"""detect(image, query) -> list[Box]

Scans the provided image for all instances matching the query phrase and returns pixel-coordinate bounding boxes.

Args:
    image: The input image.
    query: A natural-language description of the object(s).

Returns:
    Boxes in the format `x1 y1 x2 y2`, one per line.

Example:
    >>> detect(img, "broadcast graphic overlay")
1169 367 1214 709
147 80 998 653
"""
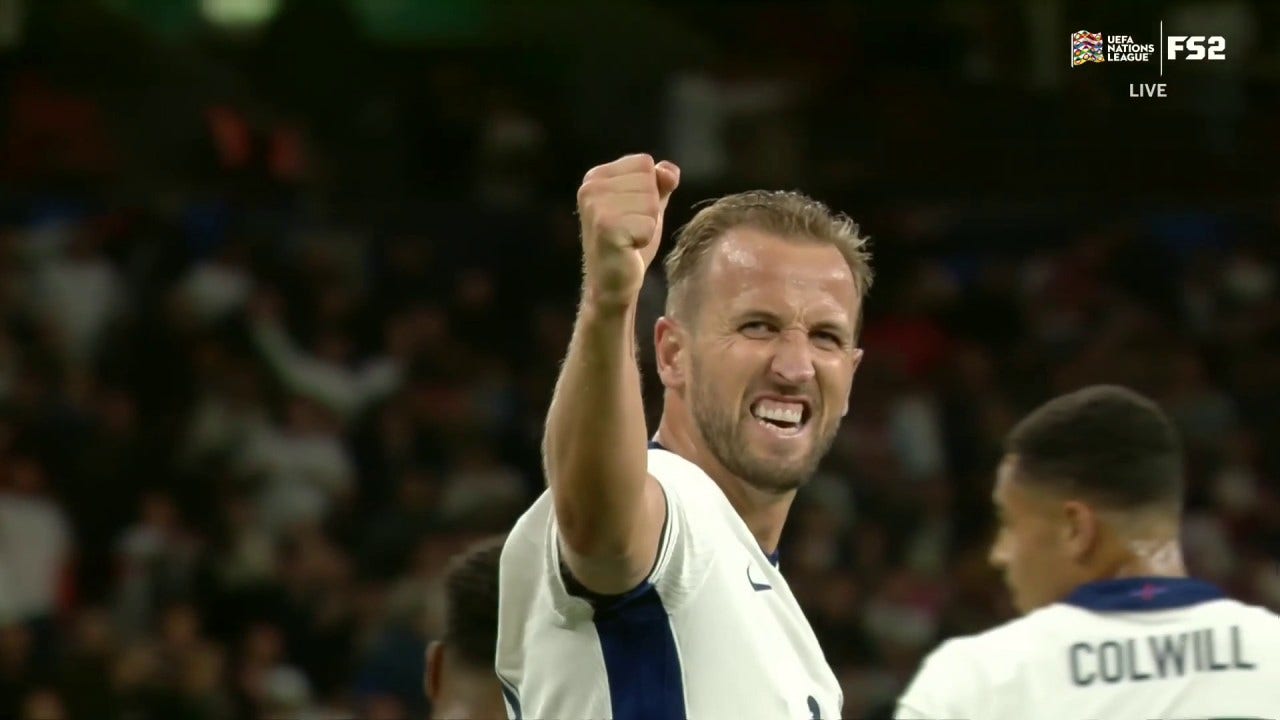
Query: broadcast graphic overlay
1069 21 1228 98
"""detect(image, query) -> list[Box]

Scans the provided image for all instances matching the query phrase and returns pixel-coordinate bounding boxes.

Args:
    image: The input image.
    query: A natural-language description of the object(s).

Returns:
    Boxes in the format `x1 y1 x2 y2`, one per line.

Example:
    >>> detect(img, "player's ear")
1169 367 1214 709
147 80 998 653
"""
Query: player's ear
842 349 865 416
426 640 445 703
1061 500 1098 561
654 315 686 389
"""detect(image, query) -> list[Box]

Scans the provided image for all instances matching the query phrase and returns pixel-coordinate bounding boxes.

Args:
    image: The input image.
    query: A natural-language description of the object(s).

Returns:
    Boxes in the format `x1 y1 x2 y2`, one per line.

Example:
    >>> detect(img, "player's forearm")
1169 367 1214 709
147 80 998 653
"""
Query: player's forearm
543 297 649 559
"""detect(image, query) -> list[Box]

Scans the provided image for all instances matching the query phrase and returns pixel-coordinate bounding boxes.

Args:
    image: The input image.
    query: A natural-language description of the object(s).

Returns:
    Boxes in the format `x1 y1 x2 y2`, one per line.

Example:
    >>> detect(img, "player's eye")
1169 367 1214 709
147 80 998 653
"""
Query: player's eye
811 331 844 349
740 321 776 338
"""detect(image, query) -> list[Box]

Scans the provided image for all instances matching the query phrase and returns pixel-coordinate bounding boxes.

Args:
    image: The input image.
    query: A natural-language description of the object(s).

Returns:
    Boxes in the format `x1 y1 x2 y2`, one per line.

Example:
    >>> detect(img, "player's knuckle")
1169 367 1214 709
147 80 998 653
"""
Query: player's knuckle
631 216 656 238
578 187 605 215
622 153 654 172
593 211 620 235
618 173 650 195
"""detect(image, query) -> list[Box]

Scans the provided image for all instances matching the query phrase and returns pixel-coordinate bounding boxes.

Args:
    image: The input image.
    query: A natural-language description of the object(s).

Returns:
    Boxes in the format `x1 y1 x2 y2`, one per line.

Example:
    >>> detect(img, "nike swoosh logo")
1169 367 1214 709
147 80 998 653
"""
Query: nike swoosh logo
747 563 772 591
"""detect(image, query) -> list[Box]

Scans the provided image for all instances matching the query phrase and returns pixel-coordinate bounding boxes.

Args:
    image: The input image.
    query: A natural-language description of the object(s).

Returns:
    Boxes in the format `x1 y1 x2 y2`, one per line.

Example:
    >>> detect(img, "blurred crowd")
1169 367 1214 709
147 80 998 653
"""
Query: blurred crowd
1 1 1279 719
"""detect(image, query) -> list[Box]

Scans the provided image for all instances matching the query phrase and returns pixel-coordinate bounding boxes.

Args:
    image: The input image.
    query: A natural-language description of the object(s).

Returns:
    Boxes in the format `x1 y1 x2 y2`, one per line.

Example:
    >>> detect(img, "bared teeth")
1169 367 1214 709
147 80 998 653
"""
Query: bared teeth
751 400 804 425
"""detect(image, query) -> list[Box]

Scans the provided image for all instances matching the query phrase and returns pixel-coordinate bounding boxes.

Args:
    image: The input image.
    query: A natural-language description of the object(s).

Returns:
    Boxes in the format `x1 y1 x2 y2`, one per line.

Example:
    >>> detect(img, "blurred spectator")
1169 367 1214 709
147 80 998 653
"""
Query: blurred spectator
249 293 402 424
435 439 525 530
176 240 254 327
19 687 67 720
0 624 37 719
113 494 201 637
237 397 354 537
0 455 72 646
57 607 116 720
27 225 124 370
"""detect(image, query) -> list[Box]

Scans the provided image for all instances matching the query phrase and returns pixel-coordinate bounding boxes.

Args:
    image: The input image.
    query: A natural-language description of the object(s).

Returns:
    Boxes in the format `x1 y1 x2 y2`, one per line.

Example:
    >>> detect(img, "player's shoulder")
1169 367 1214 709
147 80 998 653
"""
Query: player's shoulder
505 488 555 543
1200 595 1280 630
1229 599 1280 655
645 445 721 505
919 605 1073 678
646 445 704 481
501 488 561 583
897 613 1048 717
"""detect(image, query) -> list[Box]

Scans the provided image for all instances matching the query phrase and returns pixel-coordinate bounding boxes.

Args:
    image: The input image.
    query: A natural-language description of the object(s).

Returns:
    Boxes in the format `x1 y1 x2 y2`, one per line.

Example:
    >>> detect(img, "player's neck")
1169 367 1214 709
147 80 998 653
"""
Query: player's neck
1105 536 1188 581
653 415 793 555
716 473 794 555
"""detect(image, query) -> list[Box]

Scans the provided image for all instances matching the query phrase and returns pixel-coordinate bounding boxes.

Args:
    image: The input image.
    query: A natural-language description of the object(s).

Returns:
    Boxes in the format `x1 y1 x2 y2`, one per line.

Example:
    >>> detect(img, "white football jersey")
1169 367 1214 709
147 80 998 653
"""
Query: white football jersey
897 576 1280 719
496 443 842 720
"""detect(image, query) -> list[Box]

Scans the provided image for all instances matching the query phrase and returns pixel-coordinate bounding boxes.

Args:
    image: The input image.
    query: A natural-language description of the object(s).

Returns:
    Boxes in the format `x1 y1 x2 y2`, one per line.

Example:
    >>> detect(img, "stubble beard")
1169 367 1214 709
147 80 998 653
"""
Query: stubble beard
688 359 838 494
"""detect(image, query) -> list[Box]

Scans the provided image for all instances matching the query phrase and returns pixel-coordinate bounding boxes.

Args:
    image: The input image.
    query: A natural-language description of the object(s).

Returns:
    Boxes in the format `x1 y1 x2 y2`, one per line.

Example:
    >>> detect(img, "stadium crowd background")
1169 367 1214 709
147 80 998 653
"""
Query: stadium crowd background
0 1 1278 718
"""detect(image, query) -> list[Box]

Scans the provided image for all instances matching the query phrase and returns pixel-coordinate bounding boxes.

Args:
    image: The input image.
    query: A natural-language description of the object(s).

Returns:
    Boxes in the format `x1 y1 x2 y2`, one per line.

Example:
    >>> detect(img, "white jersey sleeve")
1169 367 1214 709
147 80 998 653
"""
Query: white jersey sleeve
496 445 843 720
515 447 718 631
635 447 719 607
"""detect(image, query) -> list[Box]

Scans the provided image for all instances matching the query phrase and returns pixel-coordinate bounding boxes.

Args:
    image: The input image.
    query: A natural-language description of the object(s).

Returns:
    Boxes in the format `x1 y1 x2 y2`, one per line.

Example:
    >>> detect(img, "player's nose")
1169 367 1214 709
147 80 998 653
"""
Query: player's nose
769 332 816 386
988 539 1008 569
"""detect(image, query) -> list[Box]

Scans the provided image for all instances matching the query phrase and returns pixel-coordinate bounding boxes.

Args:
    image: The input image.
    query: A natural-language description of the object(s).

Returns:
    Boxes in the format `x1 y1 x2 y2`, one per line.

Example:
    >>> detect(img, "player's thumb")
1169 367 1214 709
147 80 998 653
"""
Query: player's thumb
655 160 680 208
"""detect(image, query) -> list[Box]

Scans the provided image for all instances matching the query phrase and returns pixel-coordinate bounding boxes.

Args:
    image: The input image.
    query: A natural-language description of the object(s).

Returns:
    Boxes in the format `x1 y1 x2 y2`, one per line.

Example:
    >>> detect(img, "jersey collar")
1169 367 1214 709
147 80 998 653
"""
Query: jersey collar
1062 576 1225 612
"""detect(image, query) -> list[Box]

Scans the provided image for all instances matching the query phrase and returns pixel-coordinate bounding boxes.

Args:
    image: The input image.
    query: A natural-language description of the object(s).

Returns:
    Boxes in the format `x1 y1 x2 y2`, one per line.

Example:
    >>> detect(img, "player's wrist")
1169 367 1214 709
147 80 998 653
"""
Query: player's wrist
580 286 641 319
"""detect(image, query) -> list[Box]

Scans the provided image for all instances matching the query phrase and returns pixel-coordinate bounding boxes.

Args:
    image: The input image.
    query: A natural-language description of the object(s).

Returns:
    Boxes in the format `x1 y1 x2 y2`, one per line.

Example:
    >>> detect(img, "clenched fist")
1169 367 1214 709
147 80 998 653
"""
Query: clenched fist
577 154 680 309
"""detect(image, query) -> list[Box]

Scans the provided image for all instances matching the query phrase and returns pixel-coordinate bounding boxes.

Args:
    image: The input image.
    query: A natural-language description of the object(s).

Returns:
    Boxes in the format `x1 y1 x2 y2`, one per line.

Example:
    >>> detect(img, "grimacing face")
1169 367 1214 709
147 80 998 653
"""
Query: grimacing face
681 227 863 493
989 455 1088 614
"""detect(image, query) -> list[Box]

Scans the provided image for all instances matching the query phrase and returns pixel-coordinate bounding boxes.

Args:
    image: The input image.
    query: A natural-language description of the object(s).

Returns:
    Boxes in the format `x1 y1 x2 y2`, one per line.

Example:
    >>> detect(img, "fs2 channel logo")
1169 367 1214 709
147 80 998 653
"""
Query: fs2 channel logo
1070 22 1227 98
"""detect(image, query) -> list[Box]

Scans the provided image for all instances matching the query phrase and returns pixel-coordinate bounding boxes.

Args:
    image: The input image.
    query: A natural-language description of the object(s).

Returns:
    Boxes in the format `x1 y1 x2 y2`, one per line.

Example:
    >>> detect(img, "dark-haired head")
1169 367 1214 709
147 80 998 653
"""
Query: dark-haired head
1006 384 1184 512
426 536 507 719
989 386 1187 614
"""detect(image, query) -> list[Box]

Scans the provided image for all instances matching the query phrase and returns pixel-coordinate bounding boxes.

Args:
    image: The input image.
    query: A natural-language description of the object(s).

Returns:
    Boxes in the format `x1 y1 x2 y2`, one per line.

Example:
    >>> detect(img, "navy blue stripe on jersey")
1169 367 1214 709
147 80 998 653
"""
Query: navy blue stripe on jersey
595 583 686 720
648 439 667 451
497 675 522 719
1063 576 1225 612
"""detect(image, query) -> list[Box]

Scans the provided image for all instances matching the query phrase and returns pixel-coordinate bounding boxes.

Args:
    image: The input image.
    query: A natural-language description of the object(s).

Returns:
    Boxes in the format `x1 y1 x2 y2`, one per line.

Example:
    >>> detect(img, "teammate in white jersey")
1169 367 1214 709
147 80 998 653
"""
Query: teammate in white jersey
496 154 873 719
897 384 1280 719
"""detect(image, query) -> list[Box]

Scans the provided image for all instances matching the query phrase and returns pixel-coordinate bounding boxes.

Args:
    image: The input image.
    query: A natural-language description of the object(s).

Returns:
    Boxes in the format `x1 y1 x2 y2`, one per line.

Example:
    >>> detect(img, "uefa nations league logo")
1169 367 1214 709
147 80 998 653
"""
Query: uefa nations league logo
1072 30 1105 66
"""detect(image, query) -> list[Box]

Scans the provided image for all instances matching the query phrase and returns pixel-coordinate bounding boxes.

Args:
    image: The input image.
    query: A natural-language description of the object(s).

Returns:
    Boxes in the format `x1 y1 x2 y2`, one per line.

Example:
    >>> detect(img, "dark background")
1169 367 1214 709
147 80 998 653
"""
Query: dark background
0 1 1277 718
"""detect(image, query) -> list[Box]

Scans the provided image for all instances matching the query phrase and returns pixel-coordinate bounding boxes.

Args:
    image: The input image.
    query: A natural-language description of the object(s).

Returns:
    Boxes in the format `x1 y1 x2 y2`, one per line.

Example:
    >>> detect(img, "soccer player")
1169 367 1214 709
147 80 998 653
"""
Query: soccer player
426 536 507 720
896 385 1280 719
496 154 872 719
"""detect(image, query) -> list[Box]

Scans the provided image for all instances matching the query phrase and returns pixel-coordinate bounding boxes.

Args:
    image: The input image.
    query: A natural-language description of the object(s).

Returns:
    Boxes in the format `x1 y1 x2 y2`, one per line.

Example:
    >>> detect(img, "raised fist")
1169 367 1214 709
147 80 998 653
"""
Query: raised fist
576 154 680 309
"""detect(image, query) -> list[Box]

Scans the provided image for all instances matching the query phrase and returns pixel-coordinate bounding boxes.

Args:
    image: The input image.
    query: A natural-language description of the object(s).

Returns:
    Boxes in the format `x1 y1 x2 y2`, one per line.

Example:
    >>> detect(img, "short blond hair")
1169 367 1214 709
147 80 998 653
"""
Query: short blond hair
663 190 873 323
